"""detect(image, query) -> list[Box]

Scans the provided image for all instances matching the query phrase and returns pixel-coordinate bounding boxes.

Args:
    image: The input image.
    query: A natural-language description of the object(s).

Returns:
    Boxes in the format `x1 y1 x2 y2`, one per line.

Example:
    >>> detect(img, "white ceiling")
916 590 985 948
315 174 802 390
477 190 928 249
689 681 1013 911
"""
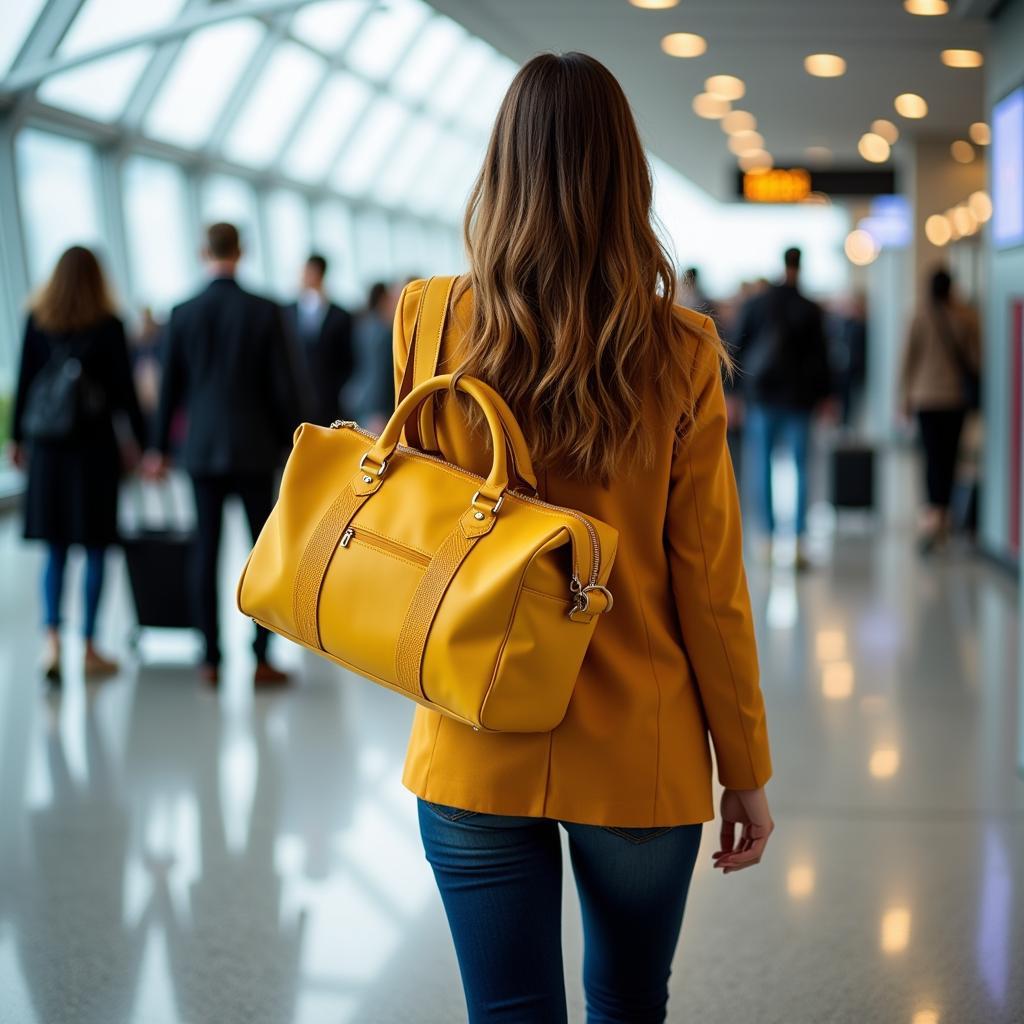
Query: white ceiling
426 0 989 198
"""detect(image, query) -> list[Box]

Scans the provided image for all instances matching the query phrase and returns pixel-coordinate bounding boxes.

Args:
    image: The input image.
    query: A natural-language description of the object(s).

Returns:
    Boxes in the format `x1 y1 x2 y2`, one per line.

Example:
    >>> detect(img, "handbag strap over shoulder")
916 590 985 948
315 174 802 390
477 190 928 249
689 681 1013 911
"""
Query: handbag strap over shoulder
397 276 458 450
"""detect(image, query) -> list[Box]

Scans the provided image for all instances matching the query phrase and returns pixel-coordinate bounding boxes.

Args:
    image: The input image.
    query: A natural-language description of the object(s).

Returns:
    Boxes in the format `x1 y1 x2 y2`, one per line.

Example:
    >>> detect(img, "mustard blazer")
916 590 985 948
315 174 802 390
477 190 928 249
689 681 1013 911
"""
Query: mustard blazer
396 279 772 826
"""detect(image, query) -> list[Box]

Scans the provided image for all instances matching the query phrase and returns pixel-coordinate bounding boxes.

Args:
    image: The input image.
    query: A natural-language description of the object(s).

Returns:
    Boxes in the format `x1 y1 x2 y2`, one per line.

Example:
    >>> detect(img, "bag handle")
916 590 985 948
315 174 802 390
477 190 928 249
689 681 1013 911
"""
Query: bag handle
367 373 537 506
398 276 539 494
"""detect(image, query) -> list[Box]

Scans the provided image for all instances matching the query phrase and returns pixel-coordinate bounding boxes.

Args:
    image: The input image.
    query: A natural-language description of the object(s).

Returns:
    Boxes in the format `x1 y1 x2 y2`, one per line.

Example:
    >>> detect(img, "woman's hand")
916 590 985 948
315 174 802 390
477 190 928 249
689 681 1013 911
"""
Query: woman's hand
713 786 774 874
9 443 26 470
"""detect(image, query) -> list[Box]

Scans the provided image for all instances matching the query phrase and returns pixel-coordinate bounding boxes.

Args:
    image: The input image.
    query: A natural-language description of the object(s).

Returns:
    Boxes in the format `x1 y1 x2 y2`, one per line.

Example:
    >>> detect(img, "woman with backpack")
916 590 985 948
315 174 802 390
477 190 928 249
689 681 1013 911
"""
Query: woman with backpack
899 268 982 553
10 245 146 683
393 53 774 1023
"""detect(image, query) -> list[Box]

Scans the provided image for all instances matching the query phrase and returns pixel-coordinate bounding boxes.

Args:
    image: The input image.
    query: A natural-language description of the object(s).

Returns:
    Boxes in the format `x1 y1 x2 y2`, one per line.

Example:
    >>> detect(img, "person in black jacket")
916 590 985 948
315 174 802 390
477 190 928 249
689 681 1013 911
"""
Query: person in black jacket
285 254 354 426
9 246 147 683
144 223 301 687
734 248 832 567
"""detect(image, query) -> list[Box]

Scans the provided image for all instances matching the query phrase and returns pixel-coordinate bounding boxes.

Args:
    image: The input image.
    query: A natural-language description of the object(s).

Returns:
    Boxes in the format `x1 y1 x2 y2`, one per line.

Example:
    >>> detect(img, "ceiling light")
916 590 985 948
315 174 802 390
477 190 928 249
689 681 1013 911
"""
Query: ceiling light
912 1011 940 1024
880 906 911 953
728 130 765 155
661 32 707 58
969 121 991 145
738 150 773 171
721 110 757 134
945 208 963 240
629 0 680 7
941 48 984 68
804 145 832 163
692 92 730 118
787 864 816 899
894 93 928 118
845 230 879 266
925 214 952 246
804 53 846 77
951 139 975 163
869 747 900 779
904 0 948 13
705 74 745 100
858 132 891 163
969 190 992 222
871 118 899 144
952 204 978 236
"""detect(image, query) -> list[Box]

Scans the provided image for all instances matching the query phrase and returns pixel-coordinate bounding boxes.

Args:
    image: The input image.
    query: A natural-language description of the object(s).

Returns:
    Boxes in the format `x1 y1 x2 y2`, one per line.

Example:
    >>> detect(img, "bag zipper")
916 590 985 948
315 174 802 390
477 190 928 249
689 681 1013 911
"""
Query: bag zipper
339 525 430 567
331 420 602 589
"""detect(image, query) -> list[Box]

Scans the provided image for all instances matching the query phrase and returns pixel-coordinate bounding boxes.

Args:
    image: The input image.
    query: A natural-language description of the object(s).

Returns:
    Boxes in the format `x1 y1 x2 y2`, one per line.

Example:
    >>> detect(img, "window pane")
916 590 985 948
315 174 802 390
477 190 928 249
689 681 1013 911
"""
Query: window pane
0 0 47 76
221 41 325 167
391 219 432 278
145 19 264 149
372 116 442 208
16 130 103 288
292 0 370 54
199 174 266 290
122 156 194 312
460 59 517 134
312 200 358 307
353 209 392 283
390 16 465 103
331 95 409 196
425 38 493 120
58 0 186 56
406 132 479 217
37 46 152 122
345 0 429 82
264 190 310 300
282 72 372 183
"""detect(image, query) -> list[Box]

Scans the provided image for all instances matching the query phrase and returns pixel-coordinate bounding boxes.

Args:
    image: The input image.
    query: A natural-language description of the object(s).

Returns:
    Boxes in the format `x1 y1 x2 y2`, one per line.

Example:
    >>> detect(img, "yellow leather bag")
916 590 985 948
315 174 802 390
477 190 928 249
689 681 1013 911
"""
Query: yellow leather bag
237 331 618 735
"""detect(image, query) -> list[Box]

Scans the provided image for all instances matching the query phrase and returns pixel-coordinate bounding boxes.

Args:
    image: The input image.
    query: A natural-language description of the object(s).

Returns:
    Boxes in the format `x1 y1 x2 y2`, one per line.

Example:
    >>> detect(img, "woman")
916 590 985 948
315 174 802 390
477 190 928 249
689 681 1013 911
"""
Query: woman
899 268 981 552
10 245 146 682
395 54 773 1023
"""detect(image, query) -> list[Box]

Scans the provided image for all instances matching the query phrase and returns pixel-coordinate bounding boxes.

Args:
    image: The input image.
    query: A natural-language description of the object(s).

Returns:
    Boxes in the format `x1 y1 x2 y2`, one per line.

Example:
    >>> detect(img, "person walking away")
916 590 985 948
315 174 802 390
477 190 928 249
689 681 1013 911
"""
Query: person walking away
899 268 981 553
396 53 773 1024
144 223 301 688
9 246 147 683
347 281 398 433
735 247 832 568
284 254 354 427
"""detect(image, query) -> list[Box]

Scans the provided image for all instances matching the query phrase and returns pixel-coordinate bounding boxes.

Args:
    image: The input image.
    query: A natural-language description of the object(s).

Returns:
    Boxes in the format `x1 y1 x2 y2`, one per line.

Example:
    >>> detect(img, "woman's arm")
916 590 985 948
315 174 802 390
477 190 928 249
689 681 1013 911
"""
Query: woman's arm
11 317 44 447
665 324 772 792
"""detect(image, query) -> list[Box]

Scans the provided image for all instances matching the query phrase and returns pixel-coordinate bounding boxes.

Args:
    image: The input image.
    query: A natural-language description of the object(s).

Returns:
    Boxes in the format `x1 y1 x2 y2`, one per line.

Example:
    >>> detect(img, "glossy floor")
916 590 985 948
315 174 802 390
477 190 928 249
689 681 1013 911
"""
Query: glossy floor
0 495 1021 1024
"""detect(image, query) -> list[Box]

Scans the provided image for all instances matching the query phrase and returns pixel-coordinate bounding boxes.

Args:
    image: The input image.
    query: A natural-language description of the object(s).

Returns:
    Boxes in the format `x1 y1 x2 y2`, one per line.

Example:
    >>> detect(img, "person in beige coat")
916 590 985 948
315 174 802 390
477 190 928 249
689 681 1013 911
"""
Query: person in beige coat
899 268 981 552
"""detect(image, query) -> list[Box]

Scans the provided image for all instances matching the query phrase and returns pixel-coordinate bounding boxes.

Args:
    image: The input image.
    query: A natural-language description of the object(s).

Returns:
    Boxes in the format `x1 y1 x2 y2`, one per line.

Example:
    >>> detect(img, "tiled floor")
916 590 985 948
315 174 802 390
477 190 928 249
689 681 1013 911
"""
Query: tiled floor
0 482 1021 1024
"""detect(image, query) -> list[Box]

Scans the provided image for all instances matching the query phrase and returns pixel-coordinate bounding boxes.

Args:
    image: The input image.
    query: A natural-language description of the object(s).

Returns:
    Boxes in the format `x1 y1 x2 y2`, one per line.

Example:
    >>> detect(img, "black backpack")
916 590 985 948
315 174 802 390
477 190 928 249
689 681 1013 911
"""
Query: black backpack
21 339 108 441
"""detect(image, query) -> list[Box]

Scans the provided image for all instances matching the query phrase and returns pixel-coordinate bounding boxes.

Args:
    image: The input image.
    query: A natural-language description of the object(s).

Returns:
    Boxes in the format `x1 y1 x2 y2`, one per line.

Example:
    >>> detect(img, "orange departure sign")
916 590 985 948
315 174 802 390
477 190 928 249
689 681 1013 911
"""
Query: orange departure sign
743 168 812 203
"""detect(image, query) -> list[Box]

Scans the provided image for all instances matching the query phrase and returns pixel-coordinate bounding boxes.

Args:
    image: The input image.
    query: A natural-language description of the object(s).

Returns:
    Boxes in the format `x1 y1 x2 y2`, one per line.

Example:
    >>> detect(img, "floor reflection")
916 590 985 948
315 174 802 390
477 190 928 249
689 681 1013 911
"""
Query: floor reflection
0 504 1021 1022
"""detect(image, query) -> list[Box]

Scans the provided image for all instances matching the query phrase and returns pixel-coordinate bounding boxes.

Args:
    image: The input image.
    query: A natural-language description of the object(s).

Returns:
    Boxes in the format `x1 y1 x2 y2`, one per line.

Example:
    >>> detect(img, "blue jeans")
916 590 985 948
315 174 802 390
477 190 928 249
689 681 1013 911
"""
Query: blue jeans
745 404 812 536
418 800 702 1024
43 544 106 638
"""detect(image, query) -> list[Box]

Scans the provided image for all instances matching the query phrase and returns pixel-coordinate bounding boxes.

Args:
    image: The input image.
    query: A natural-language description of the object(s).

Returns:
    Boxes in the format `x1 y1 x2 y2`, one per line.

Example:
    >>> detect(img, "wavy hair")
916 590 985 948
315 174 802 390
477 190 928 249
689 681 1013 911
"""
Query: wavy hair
32 245 115 334
454 52 726 484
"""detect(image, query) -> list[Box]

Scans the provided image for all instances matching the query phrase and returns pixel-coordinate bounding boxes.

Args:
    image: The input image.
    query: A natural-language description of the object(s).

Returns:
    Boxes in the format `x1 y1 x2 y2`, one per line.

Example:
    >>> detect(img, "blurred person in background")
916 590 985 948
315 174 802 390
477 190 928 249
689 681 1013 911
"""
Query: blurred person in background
285 253 353 426
144 223 301 688
735 247 832 568
9 245 147 683
677 266 718 323
346 280 399 432
899 268 981 553
130 305 163 437
828 292 867 429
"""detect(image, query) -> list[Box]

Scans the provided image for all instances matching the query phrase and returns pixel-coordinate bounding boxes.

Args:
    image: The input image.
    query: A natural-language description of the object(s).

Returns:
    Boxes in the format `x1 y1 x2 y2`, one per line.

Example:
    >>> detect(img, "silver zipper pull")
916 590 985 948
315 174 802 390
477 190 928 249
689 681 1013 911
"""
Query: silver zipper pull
330 419 357 430
340 528 354 548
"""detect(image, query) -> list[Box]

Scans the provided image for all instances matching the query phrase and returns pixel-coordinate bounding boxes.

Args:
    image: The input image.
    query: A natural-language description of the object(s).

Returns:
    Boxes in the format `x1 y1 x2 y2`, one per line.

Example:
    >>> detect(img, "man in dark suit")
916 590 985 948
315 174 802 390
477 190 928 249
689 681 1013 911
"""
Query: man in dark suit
145 223 302 687
285 254 353 426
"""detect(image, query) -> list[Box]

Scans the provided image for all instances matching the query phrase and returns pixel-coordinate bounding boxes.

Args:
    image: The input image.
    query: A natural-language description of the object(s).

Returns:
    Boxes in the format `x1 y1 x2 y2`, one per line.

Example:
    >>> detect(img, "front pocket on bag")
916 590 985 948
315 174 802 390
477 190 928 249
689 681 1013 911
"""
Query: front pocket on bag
318 528 428 683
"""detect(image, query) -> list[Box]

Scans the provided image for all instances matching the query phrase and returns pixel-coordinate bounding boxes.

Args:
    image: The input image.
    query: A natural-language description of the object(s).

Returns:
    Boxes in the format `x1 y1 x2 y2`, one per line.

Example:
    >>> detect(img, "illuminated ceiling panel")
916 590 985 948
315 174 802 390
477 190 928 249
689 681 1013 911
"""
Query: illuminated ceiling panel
345 0 430 82
0 0 47 76
37 47 152 122
58 0 187 56
331 94 411 196
291 0 372 54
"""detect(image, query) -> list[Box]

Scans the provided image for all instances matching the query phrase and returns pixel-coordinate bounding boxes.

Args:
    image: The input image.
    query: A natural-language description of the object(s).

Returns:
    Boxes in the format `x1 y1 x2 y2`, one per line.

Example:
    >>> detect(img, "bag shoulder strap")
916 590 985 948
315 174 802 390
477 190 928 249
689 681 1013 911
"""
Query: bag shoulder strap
397 275 458 449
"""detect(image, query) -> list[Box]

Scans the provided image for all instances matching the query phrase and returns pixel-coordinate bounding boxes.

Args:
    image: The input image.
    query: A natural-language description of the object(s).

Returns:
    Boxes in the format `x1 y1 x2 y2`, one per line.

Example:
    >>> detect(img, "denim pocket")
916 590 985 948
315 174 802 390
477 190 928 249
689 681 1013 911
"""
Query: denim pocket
422 800 479 822
600 826 674 844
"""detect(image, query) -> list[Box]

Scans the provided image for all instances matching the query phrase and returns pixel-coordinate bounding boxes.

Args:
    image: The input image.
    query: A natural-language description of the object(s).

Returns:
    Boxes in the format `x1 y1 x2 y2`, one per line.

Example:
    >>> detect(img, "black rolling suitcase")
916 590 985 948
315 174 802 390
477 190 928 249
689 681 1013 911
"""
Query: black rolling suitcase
830 442 875 510
121 482 194 631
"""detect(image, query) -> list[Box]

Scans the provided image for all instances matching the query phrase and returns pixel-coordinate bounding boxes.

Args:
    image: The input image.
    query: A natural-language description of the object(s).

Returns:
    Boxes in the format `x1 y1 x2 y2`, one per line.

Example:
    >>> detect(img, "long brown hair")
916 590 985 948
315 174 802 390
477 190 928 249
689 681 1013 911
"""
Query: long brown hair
31 245 115 334
455 52 726 484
